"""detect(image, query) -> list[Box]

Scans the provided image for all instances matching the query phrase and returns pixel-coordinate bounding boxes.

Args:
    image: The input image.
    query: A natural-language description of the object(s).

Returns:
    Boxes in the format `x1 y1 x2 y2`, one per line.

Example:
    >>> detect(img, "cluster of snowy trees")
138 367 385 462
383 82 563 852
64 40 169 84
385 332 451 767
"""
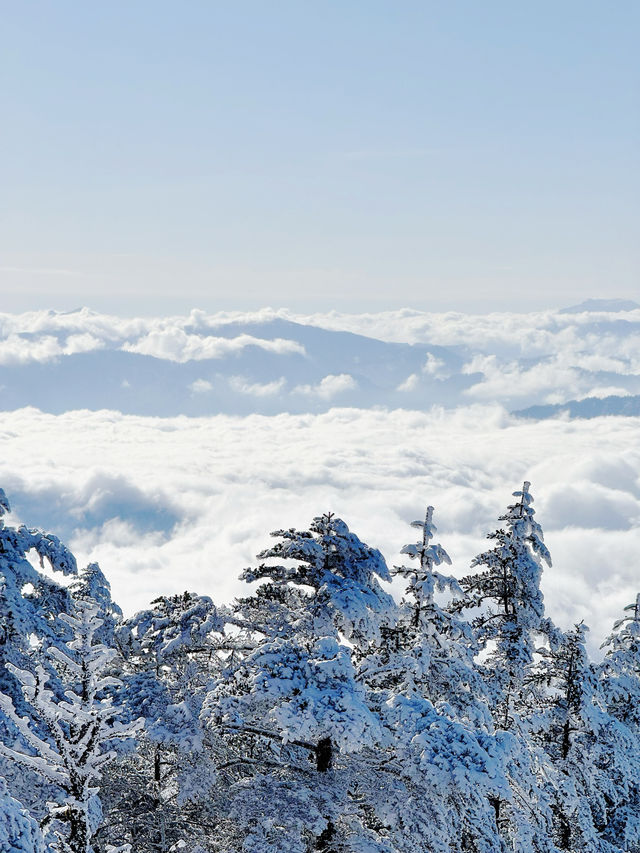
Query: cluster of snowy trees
0 482 638 853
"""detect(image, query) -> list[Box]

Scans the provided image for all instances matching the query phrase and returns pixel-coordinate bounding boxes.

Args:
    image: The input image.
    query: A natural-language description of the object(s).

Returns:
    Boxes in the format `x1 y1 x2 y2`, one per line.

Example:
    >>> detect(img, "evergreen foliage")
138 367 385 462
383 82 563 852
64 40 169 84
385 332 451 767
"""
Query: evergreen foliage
454 481 552 730
0 488 77 716
0 602 139 853
0 486 638 853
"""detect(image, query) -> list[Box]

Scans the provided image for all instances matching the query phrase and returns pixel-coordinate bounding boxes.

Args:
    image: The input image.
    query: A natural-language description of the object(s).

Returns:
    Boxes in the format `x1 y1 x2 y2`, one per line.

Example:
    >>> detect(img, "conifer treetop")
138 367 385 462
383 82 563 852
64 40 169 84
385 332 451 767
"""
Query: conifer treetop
0 488 11 521
240 512 393 647
395 505 457 606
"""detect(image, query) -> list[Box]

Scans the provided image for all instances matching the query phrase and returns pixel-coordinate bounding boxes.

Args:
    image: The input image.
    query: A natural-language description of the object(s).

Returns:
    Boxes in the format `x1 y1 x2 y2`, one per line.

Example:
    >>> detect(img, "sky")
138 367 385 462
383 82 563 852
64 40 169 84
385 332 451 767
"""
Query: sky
2 1 638 314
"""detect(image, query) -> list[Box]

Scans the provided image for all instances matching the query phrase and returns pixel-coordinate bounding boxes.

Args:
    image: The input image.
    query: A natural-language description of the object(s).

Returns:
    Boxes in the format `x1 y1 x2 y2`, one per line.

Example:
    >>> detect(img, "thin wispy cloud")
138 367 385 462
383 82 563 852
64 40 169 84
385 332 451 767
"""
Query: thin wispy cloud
294 374 357 399
228 376 286 396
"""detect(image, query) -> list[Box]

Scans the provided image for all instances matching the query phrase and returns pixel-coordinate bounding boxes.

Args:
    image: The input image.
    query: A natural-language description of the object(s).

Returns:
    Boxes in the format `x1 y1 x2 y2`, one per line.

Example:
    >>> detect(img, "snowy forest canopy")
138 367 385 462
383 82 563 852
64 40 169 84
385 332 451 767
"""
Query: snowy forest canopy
0 482 638 853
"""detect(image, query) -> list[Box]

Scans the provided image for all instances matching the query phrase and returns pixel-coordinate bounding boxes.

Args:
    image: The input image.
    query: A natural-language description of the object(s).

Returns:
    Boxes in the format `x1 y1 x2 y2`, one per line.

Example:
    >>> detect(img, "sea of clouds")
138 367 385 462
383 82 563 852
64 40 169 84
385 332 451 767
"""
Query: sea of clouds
1 304 639 656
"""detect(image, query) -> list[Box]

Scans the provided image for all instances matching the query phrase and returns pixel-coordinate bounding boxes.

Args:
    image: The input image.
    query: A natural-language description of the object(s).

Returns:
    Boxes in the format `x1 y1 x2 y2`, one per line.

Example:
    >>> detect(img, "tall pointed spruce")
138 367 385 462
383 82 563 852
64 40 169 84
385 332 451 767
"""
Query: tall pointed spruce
453 483 559 852
456 481 552 729
357 506 510 853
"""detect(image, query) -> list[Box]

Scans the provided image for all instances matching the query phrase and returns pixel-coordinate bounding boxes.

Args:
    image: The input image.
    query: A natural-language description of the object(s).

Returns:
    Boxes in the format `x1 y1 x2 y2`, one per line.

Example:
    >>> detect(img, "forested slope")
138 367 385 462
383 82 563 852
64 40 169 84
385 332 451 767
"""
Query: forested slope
0 483 638 853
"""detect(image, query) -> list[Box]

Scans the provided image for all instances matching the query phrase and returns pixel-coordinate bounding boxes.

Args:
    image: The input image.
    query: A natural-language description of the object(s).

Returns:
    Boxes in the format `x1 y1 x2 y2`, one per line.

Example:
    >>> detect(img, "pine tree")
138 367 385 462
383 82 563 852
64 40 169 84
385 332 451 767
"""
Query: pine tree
531 622 638 852
105 591 226 852
0 603 139 853
452 483 559 851
241 512 394 649
597 596 640 851
454 482 552 729
387 506 491 726
0 777 50 853
206 513 396 852
357 507 514 853
69 563 123 647
0 486 81 819
0 487 77 718
600 593 640 732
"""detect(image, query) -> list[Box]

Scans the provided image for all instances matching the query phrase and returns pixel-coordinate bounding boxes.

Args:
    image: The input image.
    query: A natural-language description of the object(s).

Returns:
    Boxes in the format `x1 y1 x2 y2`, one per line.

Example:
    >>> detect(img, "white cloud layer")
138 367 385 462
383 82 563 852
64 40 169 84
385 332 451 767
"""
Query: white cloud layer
189 379 213 394
124 330 305 362
1 304 638 658
1 305 639 410
1 405 638 657
294 374 358 399
0 309 306 365
228 376 287 396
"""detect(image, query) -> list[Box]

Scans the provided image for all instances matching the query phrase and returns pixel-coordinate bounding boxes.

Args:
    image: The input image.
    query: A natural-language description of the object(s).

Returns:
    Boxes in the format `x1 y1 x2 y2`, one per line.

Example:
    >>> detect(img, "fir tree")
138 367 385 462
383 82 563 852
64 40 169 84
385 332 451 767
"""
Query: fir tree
598 596 640 852
0 603 139 853
358 507 515 853
0 777 50 853
452 483 559 851
600 593 640 732
106 592 226 852
387 506 491 726
206 513 395 852
69 563 123 647
0 487 77 718
454 481 552 729
0 486 81 820
531 622 639 852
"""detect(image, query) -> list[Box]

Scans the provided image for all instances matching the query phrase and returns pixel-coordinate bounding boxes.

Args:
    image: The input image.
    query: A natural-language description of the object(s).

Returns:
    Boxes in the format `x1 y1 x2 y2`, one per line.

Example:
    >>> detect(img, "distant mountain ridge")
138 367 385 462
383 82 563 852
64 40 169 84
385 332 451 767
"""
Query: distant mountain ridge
514 395 640 421
559 298 640 314
0 318 474 416
1 306 640 417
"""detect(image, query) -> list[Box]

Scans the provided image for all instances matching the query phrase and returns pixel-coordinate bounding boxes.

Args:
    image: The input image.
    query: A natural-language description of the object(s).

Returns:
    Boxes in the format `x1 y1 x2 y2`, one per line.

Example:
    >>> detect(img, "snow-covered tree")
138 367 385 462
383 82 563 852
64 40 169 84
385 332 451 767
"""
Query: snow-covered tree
383 506 491 727
105 591 226 852
69 563 122 647
597 597 640 852
205 513 396 852
0 603 138 853
0 487 77 719
530 621 639 852
451 484 561 851
0 486 81 819
358 507 514 853
240 512 395 648
454 482 552 729
600 593 640 732
0 777 50 853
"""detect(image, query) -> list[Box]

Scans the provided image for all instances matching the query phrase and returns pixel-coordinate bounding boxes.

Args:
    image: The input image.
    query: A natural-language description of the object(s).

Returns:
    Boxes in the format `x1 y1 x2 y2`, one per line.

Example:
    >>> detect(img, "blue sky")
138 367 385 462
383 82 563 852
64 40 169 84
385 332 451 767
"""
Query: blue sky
1 1 638 313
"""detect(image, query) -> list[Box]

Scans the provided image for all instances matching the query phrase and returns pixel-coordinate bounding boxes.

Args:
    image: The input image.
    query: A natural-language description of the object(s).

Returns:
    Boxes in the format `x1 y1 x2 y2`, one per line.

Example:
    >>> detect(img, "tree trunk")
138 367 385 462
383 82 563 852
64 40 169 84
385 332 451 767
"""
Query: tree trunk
558 811 570 850
315 737 335 851
489 795 500 827
67 804 90 853
316 736 333 773
561 719 571 760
